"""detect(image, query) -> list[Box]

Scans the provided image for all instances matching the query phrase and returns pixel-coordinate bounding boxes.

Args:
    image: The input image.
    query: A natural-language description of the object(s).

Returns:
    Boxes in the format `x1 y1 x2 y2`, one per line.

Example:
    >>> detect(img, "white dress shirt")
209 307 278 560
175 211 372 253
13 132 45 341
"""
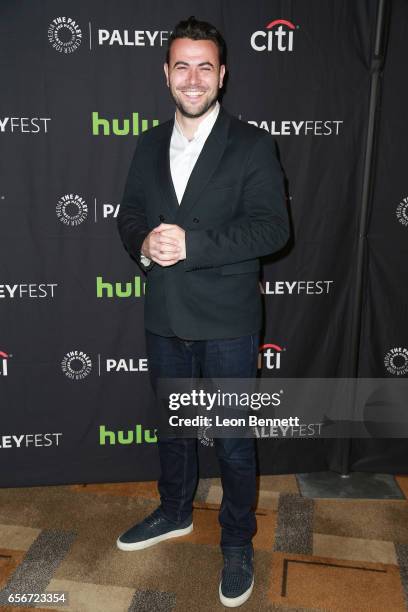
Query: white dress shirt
170 100 220 203
141 101 220 265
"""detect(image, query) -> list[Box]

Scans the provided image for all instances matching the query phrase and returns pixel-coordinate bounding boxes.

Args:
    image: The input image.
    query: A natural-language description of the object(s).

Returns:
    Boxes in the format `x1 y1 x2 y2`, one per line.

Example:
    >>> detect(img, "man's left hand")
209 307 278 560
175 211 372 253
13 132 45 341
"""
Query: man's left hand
153 223 186 261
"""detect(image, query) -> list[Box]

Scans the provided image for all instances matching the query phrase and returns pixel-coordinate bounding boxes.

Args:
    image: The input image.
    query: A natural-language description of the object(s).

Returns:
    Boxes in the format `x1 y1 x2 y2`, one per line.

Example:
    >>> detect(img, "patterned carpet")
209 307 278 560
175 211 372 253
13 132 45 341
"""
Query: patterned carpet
1 475 408 611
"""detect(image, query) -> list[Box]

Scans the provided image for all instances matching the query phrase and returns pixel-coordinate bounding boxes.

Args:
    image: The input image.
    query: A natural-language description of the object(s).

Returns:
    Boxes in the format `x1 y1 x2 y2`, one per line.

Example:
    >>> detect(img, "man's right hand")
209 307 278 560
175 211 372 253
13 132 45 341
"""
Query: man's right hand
141 226 181 267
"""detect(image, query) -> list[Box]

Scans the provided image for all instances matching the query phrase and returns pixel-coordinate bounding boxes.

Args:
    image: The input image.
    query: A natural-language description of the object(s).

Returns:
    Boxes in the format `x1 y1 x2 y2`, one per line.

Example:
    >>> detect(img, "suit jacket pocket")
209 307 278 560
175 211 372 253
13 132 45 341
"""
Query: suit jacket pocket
220 259 260 275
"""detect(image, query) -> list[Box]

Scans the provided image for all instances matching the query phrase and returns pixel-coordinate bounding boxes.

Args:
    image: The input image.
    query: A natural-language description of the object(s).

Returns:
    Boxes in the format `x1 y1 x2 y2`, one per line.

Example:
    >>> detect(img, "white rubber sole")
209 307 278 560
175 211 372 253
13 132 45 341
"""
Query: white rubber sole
219 577 254 608
116 522 193 551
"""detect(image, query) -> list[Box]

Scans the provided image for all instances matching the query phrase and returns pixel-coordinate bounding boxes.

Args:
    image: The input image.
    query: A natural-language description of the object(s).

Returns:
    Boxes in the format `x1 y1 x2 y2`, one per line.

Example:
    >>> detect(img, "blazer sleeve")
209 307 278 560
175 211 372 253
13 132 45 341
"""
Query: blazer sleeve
117 133 154 272
184 133 289 270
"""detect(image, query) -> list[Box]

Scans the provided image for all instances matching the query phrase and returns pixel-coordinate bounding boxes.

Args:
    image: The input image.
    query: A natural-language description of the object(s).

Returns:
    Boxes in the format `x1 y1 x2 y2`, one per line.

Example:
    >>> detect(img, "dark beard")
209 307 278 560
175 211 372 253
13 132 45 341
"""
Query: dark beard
171 90 218 119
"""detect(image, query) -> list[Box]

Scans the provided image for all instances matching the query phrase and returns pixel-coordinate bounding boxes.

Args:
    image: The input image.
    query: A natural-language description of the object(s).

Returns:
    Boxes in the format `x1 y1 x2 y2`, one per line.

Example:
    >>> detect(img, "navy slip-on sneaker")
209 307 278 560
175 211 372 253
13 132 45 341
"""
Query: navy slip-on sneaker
116 507 193 551
219 543 254 607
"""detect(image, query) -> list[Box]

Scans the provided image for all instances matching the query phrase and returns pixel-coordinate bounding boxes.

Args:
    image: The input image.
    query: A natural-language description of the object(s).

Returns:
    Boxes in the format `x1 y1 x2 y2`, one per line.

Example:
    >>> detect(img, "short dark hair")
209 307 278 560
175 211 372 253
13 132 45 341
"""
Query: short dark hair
166 16 226 66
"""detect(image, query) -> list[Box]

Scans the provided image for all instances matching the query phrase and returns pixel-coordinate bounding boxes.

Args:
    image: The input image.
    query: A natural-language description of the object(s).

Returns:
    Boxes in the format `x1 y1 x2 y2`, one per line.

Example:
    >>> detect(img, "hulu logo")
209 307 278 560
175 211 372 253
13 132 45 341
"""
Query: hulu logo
96 276 146 298
99 424 157 445
92 112 159 136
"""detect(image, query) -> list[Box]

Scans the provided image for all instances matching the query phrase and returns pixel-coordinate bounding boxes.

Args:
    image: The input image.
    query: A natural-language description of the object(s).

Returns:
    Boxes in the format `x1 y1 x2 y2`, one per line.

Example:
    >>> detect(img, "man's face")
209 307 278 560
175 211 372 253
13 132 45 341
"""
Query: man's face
164 38 225 119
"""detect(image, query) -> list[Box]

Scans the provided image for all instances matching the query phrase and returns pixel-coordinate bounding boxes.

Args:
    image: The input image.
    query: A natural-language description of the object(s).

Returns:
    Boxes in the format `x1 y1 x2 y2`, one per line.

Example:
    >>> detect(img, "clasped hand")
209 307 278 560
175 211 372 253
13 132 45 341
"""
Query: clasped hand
141 223 186 267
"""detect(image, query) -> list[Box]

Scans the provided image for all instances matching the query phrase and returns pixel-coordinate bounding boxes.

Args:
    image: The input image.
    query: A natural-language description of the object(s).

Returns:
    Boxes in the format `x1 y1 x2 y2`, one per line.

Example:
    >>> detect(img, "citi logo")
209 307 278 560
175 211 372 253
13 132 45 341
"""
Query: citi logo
99 424 157 445
251 19 296 52
258 343 284 370
92 112 159 136
0 351 10 376
96 276 145 298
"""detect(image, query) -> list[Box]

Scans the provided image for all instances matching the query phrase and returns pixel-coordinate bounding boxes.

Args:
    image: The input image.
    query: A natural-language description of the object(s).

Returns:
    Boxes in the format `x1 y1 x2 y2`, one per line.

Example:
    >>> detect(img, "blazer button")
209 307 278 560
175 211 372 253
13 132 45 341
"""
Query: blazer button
193 217 200 223
159 214 165 221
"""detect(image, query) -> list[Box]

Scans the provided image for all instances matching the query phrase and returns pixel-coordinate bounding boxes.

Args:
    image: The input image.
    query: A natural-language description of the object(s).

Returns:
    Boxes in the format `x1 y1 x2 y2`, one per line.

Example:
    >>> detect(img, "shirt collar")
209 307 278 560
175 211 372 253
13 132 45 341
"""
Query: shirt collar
173 101 220 142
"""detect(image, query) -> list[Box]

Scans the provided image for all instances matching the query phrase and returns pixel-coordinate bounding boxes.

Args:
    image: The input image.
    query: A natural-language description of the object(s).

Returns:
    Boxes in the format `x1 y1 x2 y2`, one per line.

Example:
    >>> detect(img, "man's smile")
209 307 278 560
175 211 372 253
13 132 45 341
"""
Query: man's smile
180 90 206 100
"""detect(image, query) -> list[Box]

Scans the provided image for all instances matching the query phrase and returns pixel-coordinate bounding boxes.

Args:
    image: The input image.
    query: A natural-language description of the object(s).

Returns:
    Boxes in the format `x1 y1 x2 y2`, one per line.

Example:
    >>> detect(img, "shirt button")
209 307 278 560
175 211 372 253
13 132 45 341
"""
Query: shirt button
159 214 165 221
193 217 200 223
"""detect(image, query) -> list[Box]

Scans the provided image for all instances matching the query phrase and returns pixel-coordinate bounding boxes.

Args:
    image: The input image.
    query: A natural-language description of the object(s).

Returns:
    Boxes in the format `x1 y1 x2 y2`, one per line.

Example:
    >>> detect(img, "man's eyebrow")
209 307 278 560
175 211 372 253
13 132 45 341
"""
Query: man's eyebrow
173 61 215 67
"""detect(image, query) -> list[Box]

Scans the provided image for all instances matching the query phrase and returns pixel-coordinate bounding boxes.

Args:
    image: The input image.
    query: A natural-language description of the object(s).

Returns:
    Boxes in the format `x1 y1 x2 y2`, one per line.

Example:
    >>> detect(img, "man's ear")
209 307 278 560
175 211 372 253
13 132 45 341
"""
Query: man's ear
219 64 226 89
163 62 169 87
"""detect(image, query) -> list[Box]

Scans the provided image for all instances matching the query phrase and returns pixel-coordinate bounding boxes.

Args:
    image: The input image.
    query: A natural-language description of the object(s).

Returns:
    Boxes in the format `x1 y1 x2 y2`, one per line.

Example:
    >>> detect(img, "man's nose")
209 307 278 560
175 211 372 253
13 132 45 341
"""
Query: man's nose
186 68 200 85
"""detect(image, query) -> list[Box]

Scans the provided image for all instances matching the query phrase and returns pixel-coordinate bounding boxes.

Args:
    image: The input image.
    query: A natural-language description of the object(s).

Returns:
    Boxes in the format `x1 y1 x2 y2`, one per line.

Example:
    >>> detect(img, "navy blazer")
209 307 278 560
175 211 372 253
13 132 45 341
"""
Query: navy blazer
117 105 289 340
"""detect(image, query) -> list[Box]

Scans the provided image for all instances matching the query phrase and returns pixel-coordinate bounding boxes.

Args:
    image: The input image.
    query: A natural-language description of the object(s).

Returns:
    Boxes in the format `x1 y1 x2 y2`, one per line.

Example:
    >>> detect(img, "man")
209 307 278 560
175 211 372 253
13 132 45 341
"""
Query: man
116 16 289 608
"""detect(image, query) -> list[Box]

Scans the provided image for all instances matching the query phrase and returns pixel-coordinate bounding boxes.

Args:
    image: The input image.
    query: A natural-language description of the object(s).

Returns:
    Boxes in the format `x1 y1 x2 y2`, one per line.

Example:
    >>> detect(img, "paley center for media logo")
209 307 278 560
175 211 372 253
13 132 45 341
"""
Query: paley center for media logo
48 17 82 53
55 193 123 226
48 17 169 53
384 347 408 376
396 196 408 227
61 350 92 380
251 18 298 52
0 351 11 376
56 194 88 226
198 424 215 448
61 350 148 379
258 343 285 370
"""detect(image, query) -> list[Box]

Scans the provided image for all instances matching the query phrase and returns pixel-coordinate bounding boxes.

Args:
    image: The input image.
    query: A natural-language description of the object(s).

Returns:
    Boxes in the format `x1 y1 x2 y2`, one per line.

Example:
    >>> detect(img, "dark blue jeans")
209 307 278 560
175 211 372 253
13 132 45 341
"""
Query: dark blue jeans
145 330 259 548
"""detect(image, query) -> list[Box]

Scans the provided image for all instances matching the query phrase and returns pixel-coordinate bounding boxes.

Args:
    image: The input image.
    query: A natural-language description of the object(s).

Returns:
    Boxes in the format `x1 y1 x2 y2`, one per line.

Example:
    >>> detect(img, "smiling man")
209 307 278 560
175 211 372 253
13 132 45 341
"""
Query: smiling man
117 16 289 608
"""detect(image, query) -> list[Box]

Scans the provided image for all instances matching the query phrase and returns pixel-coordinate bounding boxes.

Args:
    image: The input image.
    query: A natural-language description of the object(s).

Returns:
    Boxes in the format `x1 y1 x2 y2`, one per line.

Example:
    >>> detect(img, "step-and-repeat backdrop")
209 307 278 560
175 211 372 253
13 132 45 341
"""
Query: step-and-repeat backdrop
1 0 407 486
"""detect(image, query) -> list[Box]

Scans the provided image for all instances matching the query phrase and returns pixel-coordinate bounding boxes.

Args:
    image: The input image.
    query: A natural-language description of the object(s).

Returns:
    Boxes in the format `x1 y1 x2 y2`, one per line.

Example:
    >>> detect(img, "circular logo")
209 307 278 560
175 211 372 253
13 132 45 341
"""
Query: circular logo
56 194 88 226
48 17 82 54
384 347 408 376
62 350 92 380
197 425 214 447
396 196 408 227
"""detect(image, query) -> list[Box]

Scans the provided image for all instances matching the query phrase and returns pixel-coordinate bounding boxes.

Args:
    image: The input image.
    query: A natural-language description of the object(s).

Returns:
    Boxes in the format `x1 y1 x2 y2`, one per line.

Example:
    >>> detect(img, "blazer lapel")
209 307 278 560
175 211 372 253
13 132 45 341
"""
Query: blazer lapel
156 106 231 222
157 119 179 216
175 106 231 224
